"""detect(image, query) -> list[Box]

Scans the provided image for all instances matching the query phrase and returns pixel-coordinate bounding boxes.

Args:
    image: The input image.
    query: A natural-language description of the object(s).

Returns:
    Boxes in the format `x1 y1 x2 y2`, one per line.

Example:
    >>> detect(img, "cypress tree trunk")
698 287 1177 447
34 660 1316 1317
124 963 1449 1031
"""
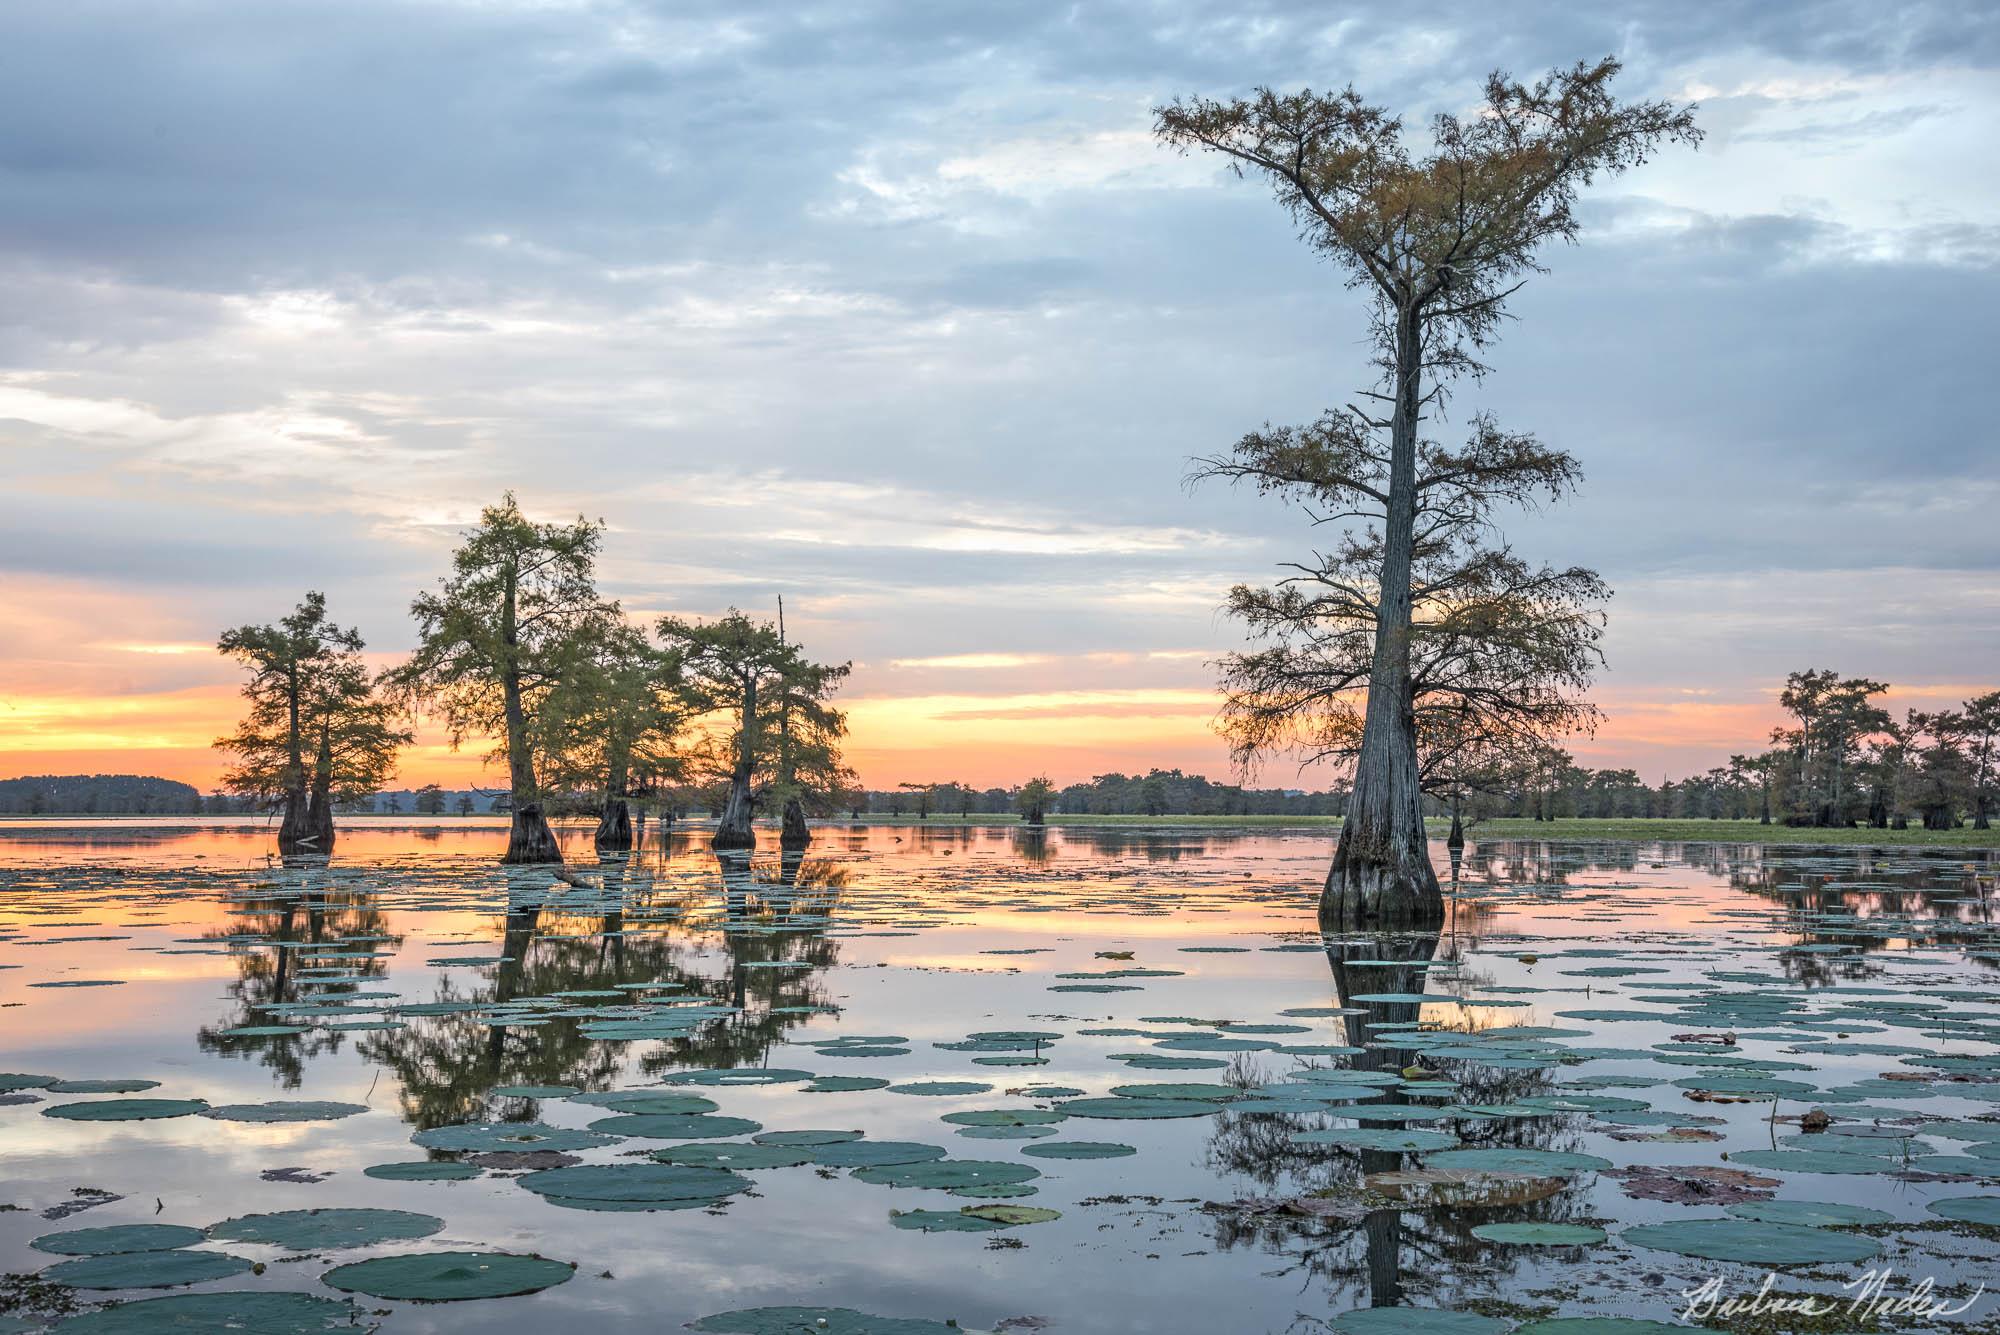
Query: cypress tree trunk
301 727 335 855
595 799 632 850
497 566 562 866
712 675 758 851
1325 308 1442 930
276 659 309 853
1025 803 1044 827
277 785 310 854
1977 796 1991 831
1446 800 1465 853
504 802 562 863
596 754 633 850
780 795 811 849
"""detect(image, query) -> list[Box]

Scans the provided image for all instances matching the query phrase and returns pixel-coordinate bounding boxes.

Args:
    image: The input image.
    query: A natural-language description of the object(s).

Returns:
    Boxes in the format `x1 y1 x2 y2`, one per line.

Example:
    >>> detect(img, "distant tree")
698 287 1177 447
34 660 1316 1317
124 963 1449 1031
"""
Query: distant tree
1949 692 2000 830
456 794 476 817
1139 775 1169 816
899 782 936 820
215 592 407 854
1773 670 1890 827
1159 57 1695 926
538 620 684 850
384 795 404 815
658 609 854 852
414 784 447 816
386 494 612 865
1016 776 1055 826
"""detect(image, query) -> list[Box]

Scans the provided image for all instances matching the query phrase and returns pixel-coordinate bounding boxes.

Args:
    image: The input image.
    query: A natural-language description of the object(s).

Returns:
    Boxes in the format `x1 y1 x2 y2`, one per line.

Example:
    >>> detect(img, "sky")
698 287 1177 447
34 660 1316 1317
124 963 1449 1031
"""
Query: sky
1 0 1996 796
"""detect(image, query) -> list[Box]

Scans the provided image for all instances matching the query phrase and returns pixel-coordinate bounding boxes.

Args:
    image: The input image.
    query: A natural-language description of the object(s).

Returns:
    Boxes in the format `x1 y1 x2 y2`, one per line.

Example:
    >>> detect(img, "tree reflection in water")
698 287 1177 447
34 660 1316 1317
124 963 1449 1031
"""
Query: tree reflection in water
337 848 848 1130
1203 913 1598 1311
195 856 402 1089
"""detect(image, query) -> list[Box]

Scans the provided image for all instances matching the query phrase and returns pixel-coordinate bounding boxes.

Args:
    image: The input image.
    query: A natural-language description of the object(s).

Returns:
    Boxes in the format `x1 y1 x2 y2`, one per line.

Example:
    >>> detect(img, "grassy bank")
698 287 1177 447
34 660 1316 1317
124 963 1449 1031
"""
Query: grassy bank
834 812 2000 850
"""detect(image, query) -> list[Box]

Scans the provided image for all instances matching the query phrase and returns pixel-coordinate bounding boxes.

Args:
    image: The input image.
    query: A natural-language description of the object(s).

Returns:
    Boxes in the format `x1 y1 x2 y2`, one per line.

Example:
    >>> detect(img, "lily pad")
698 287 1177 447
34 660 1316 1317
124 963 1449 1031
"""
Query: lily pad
1331 1308 1510 1335
1725 1200 1894 1227
1021 1141 1136 1159
50 1293 359 1333
1470 1222 1607 1246
653 1143 814 1170
1055 1097 1221 1120
41 1248 254 1289
1928 1196 2000 1226
206 1208 444 1250
201 1101 368 1123
321 1250 575 1301
43 1099 209 1122
31 1225 206 1256
364 1161 481 1181
1622 1219 1880 1264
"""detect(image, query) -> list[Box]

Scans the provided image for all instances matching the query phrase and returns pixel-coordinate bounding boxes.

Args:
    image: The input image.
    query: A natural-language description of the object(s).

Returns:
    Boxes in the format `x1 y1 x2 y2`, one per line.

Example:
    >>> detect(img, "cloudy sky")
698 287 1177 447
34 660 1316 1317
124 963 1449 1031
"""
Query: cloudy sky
2 0 1995 795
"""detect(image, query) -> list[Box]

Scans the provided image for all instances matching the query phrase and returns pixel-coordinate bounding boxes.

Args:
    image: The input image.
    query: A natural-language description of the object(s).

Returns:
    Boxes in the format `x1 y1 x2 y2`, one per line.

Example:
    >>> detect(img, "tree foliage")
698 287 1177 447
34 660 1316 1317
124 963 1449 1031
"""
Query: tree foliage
1159 57 1698 923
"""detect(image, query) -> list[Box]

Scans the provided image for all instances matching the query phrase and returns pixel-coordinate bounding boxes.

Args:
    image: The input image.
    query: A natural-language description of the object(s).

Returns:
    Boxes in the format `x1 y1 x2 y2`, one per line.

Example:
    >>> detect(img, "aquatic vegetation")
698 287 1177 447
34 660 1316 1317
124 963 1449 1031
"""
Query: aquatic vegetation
5 828 2000 1330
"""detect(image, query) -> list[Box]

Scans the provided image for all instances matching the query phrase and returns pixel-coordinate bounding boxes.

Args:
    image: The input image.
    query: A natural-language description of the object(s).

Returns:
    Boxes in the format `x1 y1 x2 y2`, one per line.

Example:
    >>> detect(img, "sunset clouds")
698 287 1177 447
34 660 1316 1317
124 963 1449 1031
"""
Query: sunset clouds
2 1 1994 792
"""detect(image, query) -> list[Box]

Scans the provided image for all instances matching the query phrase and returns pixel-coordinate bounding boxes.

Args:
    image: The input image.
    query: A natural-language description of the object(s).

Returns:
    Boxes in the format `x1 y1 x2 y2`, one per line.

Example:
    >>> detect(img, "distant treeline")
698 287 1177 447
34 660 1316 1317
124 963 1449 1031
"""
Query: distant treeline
0 774 202 815
856 770 1338 818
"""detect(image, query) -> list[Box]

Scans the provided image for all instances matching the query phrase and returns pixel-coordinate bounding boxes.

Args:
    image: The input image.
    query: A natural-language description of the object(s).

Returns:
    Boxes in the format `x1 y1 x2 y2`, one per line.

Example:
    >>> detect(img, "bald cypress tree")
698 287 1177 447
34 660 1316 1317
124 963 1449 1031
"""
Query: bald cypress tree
1158 58 1698 926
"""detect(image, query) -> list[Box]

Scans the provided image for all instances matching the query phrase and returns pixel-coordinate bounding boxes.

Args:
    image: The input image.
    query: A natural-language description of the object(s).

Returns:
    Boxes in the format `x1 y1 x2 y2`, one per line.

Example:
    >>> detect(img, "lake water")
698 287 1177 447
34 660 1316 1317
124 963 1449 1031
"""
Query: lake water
3 820 1998 1333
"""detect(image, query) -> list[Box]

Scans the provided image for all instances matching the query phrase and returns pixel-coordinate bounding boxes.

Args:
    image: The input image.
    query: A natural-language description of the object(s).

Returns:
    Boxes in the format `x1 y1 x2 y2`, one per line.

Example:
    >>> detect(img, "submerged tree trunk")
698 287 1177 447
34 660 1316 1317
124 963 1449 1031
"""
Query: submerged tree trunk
1325 309 1442 930
497 567 562 866
301 726 335 855
1446 800 1465 853
713 675 759 850
595 798 632 850
596 754 633 850
276 785 311 854
780 795 811 849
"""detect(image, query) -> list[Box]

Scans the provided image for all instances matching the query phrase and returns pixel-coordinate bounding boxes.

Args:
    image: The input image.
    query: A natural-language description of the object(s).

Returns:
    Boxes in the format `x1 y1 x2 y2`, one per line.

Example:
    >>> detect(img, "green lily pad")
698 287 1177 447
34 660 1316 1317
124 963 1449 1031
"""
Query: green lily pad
1296 1128 1460 1152
322 1250 575 1300
46 1080 160 1094
851 1160 1040 1190
1022 1141 1136 1160
1928 1196 2000 1225
887 1082 992 1097
804 1076 892 1093
1514 1321 1687 1335
43 1099 209 1122
1470 1222 1607 1246
653 1143 814 1170
812 1141 948 1168
515 1162 752 1206
1622 1219 1880 1264
201 1101 368 1123
42 1248 254 1289
50 1292 359 1333
1331 1308 1510 1335
959 1204 1060 1225
1725 1200 1895 1227
753 1129 864 1147
364 1161 481 1181
206 1208 444 1250
568 1091 719 1114
1055 1097 1221 1120
888 1209 1010 1232
413 1121 617 1153
1424 1148 1611 1176
31 1225 206 1256
585 1113 762 1139
491 1084 579 1098
662 1067 814 1087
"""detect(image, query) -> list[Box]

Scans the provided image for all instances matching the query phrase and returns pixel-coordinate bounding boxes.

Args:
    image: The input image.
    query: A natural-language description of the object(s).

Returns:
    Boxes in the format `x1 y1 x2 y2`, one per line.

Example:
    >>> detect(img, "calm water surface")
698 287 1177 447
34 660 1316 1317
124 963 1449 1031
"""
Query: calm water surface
3 820 1998 1332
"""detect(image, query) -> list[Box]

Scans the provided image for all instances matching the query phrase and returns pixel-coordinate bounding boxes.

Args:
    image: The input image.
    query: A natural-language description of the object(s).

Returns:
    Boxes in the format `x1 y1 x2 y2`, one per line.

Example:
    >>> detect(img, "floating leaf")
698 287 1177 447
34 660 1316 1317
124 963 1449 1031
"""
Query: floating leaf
322 1250 575 1301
